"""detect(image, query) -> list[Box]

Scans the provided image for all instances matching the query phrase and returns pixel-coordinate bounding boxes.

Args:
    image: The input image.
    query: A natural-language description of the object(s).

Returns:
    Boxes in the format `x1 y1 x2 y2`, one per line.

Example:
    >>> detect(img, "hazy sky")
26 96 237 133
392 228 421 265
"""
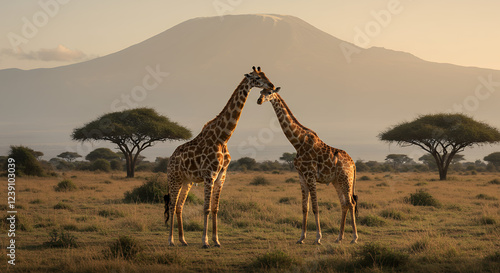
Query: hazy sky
1 0 500 71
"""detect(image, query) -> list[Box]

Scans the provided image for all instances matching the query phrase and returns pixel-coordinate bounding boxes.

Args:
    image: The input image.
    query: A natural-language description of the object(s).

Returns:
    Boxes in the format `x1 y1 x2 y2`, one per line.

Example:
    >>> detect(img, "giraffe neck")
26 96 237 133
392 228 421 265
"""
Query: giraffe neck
270 94 317 151
202 78 251 144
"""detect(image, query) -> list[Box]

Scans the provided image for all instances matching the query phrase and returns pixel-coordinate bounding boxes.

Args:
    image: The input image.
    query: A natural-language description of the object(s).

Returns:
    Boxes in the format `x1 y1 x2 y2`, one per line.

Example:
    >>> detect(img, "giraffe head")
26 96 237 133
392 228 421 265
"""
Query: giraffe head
244 66 275 90
257 86 281 105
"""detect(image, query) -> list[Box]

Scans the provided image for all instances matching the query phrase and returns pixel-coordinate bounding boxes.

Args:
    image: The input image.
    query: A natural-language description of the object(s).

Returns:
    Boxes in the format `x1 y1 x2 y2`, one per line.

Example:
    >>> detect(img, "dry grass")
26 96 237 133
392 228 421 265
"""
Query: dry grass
0 171 499 272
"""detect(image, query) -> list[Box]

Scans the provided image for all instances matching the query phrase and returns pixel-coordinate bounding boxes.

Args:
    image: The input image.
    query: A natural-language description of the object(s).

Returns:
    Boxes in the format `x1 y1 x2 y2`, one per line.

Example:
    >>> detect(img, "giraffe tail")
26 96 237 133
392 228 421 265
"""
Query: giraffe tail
352 166 358 218
164 194 170 224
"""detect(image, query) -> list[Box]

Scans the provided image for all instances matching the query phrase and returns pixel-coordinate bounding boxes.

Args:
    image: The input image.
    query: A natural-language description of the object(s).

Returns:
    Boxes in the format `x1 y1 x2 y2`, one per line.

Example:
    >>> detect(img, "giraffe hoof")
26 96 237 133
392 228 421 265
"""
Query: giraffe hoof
350 239 358 244
296 240 304 244
334 239 342 244
202 244 210 249
313 241 322 245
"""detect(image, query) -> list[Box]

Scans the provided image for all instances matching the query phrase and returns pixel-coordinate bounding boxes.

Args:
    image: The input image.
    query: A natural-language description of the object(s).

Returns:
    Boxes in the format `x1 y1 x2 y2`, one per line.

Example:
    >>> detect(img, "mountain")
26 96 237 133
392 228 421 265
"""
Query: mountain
1 14 499 161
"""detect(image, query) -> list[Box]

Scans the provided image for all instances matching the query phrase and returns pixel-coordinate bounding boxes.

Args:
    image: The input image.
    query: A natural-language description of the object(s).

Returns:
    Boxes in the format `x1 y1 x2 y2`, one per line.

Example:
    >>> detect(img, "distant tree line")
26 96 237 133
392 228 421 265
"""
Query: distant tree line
2 146 500 178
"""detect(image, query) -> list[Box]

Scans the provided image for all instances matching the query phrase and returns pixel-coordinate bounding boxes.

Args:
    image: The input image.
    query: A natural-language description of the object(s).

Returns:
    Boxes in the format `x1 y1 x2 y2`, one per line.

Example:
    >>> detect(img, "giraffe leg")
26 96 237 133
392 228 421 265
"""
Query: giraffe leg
297 176 309 244
167 178 182 246
335 204 349 244
211 170 226 247
202 177 215 248
309 184 322 245
349 201 358 244
176 182 193 246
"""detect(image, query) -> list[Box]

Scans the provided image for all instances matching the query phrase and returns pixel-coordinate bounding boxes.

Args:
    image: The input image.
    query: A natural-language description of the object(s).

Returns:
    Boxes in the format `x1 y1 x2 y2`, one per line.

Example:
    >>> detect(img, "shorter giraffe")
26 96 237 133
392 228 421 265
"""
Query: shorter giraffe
257 87 358 244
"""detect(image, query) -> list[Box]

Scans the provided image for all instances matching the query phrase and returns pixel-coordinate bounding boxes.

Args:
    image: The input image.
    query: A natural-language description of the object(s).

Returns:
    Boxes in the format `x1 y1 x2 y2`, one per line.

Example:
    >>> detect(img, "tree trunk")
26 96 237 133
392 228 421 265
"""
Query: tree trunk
125 153 134 178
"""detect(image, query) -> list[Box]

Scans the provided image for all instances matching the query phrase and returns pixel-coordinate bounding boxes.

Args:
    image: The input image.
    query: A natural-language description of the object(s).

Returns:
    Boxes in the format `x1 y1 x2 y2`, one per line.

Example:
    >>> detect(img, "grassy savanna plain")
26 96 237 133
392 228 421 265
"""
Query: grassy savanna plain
1 170 499 272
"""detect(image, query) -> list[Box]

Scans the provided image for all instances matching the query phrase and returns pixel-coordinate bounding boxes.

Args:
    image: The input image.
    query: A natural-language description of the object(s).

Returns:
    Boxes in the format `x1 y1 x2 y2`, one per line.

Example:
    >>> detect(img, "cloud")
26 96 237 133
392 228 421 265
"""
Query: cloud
2 45 92 62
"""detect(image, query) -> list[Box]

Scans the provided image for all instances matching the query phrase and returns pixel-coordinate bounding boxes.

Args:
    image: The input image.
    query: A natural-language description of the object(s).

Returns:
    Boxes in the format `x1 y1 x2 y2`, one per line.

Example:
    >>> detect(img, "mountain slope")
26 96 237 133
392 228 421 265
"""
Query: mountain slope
1 14 499 161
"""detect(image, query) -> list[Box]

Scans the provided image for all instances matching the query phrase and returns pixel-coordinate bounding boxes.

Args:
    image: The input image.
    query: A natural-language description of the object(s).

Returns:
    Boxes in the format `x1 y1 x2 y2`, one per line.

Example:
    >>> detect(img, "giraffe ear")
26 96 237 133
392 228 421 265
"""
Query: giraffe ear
274 87 281 93
244 74 251 79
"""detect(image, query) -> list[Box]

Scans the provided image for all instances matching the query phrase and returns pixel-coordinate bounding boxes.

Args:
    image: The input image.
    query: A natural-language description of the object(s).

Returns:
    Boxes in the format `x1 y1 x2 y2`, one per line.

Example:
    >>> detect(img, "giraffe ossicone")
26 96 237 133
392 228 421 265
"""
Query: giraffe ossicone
164 67 275 248
257 87 359 244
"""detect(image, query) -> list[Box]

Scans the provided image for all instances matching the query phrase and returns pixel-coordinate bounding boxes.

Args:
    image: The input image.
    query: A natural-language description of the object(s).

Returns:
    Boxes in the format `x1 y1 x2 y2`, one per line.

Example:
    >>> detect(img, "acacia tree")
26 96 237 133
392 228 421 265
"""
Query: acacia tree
72 108 191 178
385 154 414 170
484 152 500 167
379 113 500 180
57 152 82 162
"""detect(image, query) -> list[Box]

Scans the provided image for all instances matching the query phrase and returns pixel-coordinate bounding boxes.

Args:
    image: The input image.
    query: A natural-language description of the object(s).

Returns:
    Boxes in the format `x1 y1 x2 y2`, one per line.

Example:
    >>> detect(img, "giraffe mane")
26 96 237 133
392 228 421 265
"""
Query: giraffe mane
276 93 318 137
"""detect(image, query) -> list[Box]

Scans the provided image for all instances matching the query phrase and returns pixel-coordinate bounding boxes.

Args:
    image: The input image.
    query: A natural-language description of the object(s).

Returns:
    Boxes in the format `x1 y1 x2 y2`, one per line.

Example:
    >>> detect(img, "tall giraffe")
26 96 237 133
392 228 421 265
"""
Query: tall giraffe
164 67 275 248
257 87 358 244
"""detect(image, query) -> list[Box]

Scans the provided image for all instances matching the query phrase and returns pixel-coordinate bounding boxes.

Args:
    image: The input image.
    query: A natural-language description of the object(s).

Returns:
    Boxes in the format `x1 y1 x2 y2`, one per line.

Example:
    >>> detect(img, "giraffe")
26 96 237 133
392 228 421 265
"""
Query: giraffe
164 66 275 248
257 87 358 244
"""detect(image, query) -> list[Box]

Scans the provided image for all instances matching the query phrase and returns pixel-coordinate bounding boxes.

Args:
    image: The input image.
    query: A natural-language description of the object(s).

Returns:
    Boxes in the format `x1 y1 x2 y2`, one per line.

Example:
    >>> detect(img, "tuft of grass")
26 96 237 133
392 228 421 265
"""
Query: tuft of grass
476 194 498 200
357 242 408 268
359 202 378 209
250 249 302 270
405 189 441 207
376 182 389 187
477 216 496 225
415 182 428 186
54 179 77 192
359 175 371 181
380 209 404 220
250 176 271 186
124 174 167 203
285 177 298 183
409 238 429 253
359 215 386 227
102 180 113 184
98 208 125 219
278 197 297 204
29 199 42 204
53 202 73 211
44 229 79 248
488 178 500 185
107 236 143 260
318 201 338 210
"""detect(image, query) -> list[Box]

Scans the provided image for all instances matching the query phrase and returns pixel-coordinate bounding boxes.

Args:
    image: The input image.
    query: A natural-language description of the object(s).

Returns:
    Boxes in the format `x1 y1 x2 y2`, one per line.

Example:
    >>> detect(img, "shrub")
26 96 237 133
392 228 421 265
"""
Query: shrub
53 202 72 211
44 229 78 248
359 175 371 181
251 250 301 270
285 177 298 183
359 215 386 227
153 157 169 173
108 236 143 260
98 209 125 219
357 242 408 268
54 179 77 192
476 194 498 200
8 145 45 176
124 174 167 203
278 197 297 204
380 209 404 220
478 216 496 225
488 178 500 185
110 160 122 171
250 176 271 186
90 159 111 172
405 190 441 207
